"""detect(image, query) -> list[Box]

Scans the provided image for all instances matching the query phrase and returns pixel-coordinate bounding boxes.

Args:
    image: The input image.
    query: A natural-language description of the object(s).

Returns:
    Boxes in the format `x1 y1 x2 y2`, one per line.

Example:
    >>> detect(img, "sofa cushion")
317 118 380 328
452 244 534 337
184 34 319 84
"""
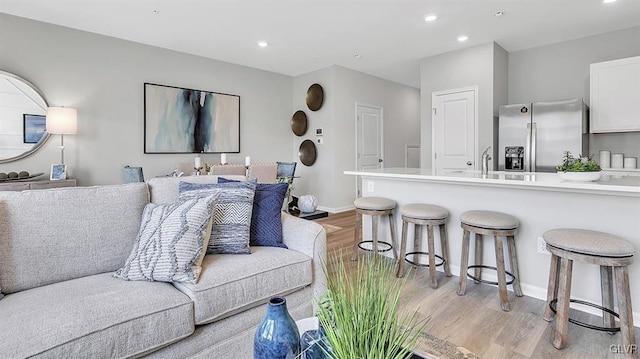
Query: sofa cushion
0 183 149 294
114 195 217 284
179 181 256 254
173 246 312 325
0 273 194 359
219 177 289 248
147 175 247 205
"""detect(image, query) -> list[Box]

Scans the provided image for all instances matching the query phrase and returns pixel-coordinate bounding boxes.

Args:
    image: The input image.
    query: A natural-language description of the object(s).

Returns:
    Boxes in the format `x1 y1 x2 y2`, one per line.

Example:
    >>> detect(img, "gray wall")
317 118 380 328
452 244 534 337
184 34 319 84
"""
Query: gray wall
292 65 420 212
0 13 293 185
420 43 503 170
509 26 640 160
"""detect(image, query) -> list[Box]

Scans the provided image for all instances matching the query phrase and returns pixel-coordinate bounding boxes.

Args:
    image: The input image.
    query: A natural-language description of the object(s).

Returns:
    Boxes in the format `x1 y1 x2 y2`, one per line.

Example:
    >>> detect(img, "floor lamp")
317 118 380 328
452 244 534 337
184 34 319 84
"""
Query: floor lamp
45 107 77 165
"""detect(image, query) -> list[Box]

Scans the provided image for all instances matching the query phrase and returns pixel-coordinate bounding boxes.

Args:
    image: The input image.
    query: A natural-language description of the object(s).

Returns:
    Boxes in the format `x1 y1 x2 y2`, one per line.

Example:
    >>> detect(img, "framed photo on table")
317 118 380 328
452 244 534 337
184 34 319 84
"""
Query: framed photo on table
50 164 67 180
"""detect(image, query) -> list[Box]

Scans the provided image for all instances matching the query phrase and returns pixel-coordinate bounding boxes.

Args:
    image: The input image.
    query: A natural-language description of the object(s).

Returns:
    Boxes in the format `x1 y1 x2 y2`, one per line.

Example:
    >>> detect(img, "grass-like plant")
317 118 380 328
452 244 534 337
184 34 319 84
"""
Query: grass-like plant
316 253 427 359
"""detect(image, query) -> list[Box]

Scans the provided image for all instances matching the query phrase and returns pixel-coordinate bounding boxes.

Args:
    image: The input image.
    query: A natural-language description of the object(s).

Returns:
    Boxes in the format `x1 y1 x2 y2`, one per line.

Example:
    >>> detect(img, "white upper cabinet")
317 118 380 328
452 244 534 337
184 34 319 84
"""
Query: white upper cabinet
590 56 640 133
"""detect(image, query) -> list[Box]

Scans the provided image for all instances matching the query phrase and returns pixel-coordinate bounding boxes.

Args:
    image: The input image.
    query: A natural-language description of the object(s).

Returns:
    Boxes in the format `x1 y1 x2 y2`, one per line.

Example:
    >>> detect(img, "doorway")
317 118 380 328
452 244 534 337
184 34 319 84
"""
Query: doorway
355 103 383 197
431 86 478 173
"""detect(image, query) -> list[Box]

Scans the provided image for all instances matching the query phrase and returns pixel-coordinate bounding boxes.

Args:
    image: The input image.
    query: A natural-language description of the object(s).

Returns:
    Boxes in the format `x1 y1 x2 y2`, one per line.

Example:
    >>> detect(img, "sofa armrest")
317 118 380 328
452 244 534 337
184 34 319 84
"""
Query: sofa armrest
281 212 327 312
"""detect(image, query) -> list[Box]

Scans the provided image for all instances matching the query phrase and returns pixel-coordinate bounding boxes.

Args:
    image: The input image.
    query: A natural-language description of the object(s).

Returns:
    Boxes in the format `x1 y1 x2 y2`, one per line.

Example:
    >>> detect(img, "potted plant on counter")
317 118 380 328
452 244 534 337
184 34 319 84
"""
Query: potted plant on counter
556 151 602 181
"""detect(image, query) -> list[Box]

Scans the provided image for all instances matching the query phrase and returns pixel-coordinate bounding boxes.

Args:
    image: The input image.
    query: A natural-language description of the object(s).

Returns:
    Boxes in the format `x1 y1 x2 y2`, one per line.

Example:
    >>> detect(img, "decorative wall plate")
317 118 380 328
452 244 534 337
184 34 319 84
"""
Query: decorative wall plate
291 110 308 136
299 140 317 166
306 83 324 111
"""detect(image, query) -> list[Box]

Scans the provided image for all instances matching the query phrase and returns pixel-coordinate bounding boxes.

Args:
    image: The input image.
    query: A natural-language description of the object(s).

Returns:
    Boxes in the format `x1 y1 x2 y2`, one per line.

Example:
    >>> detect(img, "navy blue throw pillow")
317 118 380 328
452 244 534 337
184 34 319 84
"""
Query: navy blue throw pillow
218 177 289 248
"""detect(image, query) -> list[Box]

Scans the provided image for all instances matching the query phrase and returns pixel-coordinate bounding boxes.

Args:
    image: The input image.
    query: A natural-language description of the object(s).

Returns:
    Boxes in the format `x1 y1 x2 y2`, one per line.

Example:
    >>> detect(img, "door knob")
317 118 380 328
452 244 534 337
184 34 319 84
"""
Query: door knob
466 161 473 166
378 159 383 163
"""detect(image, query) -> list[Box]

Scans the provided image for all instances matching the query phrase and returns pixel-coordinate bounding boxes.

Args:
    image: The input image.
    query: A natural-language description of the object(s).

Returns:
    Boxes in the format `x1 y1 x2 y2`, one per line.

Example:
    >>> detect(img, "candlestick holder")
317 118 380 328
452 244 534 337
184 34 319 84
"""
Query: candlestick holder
194 167 203 176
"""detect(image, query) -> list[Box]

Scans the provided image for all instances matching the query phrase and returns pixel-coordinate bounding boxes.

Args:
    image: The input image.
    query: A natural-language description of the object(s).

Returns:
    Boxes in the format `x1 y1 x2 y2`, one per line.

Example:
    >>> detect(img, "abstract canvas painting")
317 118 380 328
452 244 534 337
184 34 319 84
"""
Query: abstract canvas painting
144 83 240 153
23 114 46 144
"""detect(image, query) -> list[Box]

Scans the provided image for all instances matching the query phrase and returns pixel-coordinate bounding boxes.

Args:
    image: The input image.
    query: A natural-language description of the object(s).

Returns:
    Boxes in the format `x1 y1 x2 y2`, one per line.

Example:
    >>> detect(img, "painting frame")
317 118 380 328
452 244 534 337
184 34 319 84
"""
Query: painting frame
144 83 240 154
23 114 47 144
50 164 67 180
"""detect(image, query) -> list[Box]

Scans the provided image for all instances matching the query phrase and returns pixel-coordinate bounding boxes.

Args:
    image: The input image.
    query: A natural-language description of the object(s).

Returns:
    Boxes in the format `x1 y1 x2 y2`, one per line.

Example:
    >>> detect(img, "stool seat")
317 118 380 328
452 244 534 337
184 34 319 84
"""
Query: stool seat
400 203 448 220
543 229 635 257
354 196 396 211
460 210 519 230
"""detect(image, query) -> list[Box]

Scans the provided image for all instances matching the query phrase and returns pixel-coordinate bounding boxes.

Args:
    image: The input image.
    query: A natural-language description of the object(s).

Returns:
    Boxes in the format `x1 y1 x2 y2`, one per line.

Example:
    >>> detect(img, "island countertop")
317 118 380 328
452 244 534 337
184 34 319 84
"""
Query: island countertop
344 167 640 197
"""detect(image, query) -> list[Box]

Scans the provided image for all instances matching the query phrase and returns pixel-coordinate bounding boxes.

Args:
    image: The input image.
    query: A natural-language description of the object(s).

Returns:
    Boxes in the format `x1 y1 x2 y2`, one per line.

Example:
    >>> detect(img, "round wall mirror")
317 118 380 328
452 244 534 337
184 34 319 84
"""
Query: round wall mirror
0 70 50 164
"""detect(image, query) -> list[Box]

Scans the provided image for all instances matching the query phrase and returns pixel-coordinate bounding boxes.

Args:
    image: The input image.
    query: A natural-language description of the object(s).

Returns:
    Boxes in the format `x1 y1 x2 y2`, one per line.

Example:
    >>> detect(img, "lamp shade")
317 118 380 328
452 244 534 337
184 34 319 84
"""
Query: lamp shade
46 107 78 135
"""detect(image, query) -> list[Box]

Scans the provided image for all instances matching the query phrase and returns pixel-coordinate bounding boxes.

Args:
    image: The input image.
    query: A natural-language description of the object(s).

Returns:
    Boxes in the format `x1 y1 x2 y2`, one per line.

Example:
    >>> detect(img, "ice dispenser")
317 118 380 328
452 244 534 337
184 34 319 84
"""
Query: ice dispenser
505 146 524 171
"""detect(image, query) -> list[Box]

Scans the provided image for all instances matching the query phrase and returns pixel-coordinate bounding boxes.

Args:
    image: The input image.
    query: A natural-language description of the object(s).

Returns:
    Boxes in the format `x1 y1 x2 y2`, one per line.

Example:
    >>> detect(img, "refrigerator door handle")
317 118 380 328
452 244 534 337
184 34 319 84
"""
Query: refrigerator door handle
531 122 537 172
525 123 532 172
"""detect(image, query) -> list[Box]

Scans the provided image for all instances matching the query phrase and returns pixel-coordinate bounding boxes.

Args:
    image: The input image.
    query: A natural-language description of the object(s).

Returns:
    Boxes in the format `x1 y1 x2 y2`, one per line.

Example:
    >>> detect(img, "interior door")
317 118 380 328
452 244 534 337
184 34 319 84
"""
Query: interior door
432 87 477 173
356 104 383 196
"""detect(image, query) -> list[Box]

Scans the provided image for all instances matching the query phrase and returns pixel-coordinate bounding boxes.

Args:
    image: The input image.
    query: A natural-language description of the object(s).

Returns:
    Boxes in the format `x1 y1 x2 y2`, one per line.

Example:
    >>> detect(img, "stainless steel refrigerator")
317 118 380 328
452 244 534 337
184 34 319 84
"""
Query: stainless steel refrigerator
498 98 589 172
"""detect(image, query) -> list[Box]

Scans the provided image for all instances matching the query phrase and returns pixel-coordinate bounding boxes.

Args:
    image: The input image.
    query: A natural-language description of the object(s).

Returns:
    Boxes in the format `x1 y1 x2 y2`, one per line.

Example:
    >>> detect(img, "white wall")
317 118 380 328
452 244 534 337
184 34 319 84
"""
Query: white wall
420 43 503 170
0 13 293 185
508 26 640 160
292 65 420 212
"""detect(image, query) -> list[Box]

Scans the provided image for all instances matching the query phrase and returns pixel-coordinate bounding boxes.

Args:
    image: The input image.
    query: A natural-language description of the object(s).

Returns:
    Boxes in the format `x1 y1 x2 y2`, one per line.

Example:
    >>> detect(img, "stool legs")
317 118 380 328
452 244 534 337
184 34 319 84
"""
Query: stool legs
427 225 437 288
396 220 409 277
507 235 523 297
494 236 510 311
439 225 452 277
614 265 637 353
600 266 615 330
457 229 471 296
553 257 574 349
351 211 363 261
544 254 561 322
388 213 398 260
474 233 483 283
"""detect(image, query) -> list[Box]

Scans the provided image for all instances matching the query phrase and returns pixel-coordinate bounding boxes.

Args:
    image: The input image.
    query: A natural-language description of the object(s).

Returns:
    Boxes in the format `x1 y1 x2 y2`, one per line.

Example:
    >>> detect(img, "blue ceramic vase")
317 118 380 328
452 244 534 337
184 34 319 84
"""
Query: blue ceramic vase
254 297 300 359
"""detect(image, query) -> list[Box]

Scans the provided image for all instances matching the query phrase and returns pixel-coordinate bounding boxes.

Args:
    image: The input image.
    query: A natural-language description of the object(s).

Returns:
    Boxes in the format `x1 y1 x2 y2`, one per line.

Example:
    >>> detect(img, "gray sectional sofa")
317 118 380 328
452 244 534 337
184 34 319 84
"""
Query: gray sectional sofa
0 175 327 358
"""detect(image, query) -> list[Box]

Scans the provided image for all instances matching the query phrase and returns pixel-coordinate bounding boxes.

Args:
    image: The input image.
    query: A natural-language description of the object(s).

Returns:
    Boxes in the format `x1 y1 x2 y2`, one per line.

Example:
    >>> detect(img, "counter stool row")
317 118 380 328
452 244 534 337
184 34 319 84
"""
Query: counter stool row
351 196 636 355
352 197 522 311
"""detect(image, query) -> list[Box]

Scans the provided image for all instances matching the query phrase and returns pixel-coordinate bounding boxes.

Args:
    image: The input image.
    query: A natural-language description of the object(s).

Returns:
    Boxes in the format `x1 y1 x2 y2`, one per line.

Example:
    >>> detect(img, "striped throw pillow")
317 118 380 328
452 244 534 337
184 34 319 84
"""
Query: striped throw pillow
178 181 256 254
114 195 217 283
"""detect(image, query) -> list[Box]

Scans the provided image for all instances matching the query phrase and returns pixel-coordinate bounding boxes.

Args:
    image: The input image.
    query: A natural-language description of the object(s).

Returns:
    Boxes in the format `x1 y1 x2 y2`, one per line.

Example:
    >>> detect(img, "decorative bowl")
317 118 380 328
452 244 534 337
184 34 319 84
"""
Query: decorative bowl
557 171 602 182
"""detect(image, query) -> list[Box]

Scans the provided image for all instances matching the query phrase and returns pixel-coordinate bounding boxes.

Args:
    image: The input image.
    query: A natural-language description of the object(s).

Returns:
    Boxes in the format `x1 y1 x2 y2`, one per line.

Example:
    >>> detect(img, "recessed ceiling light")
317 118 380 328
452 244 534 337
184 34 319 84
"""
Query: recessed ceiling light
457 35 469 42
354 54 361 59
494 11 504 17
424 14 438 22
257 41 268 48
603 0 616 3
152 10 160 14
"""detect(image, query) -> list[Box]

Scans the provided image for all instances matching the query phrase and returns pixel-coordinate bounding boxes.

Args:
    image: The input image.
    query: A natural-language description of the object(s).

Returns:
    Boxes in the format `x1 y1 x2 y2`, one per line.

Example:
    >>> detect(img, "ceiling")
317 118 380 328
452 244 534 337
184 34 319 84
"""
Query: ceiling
1 0 639 88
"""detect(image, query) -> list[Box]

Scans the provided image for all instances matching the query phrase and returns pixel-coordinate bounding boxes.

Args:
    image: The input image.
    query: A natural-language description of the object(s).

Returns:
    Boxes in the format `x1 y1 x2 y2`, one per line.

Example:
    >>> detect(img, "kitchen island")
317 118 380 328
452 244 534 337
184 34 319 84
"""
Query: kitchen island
344 167 640 324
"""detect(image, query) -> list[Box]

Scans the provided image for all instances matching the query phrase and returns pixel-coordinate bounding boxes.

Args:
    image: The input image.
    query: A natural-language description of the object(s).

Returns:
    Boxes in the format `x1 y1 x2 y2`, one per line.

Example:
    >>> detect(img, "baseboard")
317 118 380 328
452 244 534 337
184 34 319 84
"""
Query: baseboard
316 205 354 213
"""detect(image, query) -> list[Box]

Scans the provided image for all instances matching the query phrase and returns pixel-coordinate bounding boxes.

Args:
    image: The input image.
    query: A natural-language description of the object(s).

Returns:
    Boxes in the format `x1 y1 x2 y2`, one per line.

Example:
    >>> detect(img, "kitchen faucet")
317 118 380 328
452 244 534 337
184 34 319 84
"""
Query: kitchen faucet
482 146 492 175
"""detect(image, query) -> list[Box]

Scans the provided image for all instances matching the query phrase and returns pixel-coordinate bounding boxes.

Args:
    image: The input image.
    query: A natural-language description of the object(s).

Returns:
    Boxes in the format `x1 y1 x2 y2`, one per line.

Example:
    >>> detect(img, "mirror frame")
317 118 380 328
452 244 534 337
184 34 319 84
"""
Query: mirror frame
0 70 50 164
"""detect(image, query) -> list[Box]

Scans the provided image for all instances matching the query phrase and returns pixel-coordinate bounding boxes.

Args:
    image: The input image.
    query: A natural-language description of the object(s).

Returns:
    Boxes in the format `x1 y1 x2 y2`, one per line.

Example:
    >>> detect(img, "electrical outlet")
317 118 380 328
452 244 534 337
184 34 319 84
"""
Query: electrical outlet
367 181 374 192
537 237 550 255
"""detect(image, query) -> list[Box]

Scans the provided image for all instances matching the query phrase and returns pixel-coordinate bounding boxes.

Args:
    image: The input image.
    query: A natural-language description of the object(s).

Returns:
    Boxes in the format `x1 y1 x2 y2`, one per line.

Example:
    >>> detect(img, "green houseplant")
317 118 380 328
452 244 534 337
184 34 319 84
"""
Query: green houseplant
316 254 427 359
556 151 602 181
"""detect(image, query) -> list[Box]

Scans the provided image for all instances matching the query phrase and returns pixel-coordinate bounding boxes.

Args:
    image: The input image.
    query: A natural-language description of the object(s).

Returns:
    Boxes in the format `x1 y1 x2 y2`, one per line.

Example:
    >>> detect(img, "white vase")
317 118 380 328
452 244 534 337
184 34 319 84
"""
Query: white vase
557 171 602 182
298 195 318 213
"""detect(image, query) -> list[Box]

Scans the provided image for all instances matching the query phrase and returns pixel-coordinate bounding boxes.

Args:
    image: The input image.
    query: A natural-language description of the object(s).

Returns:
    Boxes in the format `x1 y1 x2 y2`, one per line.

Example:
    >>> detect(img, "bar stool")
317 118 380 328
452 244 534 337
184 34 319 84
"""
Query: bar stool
351 196 397 261
457 210 523 312
543 229 636 354
396 203 451 288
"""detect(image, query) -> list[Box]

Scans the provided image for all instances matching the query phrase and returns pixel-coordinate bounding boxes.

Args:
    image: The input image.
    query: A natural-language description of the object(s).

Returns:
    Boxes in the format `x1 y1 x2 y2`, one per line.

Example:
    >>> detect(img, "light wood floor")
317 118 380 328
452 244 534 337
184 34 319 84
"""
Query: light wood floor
315 210 640 359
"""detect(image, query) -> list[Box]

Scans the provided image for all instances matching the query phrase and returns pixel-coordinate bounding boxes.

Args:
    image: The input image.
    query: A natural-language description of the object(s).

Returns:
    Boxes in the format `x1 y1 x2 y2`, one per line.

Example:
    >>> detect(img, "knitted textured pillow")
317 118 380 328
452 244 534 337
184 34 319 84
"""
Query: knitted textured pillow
179 181 256 254
114 195 216 283
219 177 288 248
